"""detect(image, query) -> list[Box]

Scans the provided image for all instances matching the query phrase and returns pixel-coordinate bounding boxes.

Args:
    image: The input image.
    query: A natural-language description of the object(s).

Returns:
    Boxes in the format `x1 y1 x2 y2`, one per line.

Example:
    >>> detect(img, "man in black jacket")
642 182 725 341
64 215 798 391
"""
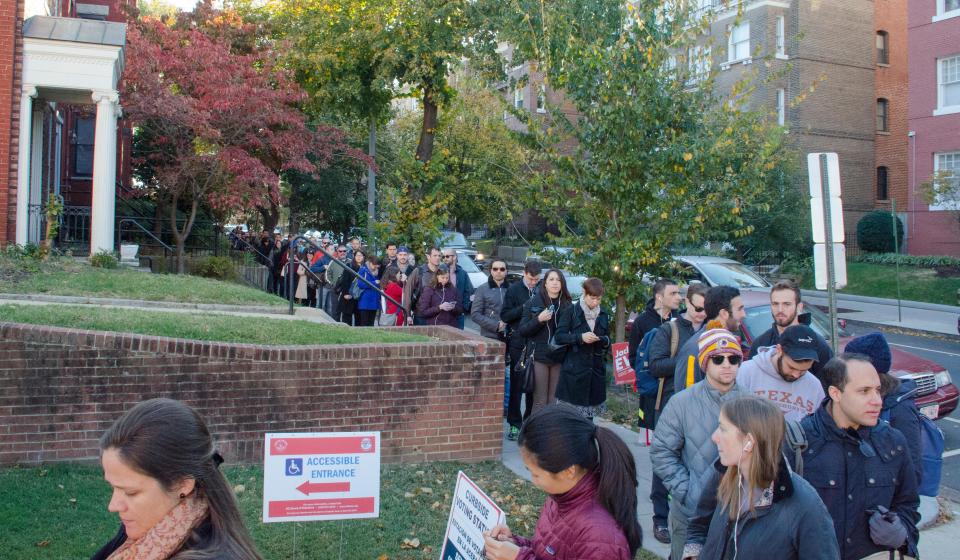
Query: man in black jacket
500 261 542 440
643 282 708 544
748 280 832 382
628 278 681 368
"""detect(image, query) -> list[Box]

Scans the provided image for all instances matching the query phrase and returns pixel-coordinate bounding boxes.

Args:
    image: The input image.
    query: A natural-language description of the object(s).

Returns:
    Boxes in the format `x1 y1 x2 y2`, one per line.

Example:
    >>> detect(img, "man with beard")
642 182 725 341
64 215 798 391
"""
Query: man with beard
749 280 832 381
736 324 825 421
673 286 746 394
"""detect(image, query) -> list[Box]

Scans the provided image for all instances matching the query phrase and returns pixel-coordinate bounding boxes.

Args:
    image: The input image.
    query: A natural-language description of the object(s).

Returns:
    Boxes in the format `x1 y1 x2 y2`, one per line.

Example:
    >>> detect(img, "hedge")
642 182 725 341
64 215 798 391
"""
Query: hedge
852 253 960 268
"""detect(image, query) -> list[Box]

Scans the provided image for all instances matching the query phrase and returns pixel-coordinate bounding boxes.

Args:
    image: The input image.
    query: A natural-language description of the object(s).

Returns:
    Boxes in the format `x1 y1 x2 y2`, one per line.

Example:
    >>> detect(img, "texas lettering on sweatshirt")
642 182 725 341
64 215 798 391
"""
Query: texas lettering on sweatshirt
736 346 825 422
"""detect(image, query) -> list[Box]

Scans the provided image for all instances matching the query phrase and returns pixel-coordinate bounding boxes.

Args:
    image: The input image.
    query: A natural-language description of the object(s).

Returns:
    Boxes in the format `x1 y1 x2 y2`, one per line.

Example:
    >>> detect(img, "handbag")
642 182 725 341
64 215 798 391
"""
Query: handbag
377 296 397 326
349 278 363 299
518 344 536 393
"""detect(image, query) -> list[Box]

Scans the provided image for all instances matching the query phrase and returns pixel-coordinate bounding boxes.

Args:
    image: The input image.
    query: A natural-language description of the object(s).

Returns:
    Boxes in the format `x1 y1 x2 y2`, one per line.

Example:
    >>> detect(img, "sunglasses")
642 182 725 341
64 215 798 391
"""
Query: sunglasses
443 254 456 259
709 355 742 366
690 305 705 313
491 267 506 271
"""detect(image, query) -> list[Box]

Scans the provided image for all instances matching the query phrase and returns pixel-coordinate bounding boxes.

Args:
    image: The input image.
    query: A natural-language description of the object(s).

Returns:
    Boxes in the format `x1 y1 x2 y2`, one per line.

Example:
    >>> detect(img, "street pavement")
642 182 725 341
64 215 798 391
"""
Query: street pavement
802 289 959 337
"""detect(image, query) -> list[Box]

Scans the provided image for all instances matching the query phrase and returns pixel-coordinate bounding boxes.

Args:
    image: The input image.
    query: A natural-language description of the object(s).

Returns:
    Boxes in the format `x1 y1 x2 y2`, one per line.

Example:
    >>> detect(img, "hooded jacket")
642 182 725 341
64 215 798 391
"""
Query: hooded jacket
736 346 824 422
517 294 572 365
799 400 920 560
501 279 538 351
510 471 633 560
651 379 745 518
416 282 463 327
628 298 676 368
748 320 833 381
647 315 699 407
471 276 509 340
882 379 923 485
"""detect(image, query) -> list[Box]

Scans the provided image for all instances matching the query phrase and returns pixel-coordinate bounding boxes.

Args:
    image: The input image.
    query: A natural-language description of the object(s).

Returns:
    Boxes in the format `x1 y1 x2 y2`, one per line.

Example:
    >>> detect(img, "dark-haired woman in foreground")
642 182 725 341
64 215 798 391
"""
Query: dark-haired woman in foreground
92 398 262 560
482 404 642 560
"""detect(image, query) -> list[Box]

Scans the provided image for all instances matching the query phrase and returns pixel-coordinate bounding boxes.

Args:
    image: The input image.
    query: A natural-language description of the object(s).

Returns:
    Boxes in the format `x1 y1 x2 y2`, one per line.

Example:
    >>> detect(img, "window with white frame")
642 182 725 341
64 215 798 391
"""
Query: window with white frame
932 152 960 210
776 16 786 57
689 45 712 83
940 0 960 16
776 88 786 126
514 86 525 110
728 22 750 62
938 55 960 111
536 85 546 113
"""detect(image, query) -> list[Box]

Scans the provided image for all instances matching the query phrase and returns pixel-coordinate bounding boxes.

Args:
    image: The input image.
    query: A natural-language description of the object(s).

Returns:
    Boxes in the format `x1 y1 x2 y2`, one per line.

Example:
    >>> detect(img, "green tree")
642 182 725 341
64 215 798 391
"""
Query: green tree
492 0 788 340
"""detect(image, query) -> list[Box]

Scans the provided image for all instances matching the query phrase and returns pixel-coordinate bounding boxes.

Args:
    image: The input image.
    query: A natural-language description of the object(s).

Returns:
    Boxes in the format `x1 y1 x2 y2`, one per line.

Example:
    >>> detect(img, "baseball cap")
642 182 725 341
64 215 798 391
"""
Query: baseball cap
779 325 820 363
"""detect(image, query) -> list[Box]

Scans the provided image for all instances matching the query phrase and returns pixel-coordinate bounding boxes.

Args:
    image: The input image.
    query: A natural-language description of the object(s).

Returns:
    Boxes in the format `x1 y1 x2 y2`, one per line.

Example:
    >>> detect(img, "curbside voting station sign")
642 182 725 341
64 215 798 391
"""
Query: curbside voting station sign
262 431 380 523
440 471 504 560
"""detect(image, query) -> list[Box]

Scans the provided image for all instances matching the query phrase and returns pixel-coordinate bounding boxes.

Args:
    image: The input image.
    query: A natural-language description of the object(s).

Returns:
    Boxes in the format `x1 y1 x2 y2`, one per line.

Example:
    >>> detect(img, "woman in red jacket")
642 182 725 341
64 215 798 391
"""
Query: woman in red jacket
381 266 405 326
483 405 642 560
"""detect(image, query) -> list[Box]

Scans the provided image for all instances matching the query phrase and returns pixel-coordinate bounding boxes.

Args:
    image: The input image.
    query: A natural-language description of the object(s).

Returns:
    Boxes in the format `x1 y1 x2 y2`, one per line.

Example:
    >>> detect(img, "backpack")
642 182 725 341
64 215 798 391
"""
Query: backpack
634 321 679 406
881 400 944 497
784 419 808 476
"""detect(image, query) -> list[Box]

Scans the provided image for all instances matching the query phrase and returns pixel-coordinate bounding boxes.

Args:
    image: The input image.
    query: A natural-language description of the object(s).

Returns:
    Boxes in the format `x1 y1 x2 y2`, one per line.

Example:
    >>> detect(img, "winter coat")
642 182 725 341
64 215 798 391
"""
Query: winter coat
452 265 474 314
510 470 632 560
748 320 833 382
335 262 361 297
554 302 611 409
91 522 232 560
402 264 437 318
628 298 677 368
417 282 463 327
517 294 572 365
501 279 537 351
471 277 509 340
651 380 745 518
383 281 405 326
736 346 824 421
673 325 706 395
799 400 920 560
685 459 839 560
883 379 923 485
356 265 381 311
647 315 699 407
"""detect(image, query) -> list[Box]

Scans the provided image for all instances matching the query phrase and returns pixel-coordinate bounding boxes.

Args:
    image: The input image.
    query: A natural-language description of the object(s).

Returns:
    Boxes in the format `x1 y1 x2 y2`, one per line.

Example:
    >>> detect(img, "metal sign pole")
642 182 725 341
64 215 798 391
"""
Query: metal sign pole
820 154 839 354
891 199 903 322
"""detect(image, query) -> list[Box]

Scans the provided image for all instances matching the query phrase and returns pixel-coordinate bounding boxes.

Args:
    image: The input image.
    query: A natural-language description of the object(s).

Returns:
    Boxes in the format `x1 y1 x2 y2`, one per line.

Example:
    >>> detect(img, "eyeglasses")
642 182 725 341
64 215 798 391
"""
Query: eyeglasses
709 355 742 366
491 267 506 271
443 254 455 259
337 249 346 253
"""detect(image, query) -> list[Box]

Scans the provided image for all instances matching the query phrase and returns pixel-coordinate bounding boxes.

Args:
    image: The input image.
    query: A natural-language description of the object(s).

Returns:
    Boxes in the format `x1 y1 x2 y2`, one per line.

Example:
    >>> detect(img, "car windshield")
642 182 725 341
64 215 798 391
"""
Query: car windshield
565 274 587 300
696 262 770 288
744 304 848 344
456 253 480 272
440 231 468 247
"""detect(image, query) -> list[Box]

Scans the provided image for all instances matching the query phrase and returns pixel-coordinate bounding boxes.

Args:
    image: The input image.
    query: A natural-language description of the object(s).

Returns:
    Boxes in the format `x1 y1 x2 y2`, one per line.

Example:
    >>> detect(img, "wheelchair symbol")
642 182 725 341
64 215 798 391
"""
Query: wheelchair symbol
285 458 303 476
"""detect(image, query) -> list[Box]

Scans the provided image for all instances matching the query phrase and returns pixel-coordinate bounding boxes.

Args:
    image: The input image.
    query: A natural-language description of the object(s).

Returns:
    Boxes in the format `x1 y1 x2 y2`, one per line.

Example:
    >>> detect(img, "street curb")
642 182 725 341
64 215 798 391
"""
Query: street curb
0 293 288 314
841 318 960 342
801 289 960 313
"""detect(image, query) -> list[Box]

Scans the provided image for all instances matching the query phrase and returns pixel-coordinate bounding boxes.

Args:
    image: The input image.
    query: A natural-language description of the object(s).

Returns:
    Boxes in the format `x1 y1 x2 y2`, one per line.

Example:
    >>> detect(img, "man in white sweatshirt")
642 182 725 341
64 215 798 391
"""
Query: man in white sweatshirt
738 324 825 421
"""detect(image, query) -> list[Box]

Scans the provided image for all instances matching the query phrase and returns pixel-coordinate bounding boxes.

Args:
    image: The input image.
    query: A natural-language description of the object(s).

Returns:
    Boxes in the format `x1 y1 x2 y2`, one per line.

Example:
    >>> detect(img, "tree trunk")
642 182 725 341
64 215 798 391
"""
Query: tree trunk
615 293 627 343
415 89 438 165
258 204 280 234
367 116 377 252
171 196 199 274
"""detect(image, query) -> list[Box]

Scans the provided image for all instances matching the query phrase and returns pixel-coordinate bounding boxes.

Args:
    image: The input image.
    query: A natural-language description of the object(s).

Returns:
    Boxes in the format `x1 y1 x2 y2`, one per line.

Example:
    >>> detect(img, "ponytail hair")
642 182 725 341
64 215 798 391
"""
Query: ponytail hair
100 399 262 560
518 405 642 555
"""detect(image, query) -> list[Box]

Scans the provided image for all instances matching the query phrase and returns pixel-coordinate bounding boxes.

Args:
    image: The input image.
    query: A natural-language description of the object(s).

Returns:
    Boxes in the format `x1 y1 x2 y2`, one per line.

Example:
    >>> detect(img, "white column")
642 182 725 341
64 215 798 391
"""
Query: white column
90 90 119 255
15 85 37 245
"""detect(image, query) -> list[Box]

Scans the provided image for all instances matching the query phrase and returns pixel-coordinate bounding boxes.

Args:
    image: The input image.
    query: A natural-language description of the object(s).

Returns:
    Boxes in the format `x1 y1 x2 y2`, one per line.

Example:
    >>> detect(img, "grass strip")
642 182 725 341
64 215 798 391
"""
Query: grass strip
801 262 960 306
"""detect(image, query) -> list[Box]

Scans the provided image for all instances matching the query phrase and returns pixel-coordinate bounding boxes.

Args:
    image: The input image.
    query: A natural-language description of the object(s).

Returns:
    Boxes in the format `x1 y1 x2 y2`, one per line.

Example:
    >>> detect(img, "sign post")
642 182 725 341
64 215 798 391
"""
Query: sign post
262 432 380 523
440 471 505 560
808 153 847 354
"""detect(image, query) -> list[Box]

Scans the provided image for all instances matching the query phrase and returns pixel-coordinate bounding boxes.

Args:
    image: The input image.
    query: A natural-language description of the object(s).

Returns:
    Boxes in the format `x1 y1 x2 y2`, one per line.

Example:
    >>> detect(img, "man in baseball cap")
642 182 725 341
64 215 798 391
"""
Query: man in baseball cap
736 324 825 421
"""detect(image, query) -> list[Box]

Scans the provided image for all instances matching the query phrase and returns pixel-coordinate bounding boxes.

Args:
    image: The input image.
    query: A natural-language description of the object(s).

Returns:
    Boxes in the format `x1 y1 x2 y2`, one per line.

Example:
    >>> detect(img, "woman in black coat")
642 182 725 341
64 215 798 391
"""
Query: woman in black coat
517 269 573 413
335 248 364 325
554 277 611 418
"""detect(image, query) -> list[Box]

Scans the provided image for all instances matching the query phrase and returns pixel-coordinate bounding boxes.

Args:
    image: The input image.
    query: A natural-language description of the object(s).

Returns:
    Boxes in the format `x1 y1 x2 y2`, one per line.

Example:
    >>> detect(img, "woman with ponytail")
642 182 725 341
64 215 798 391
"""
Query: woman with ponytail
92 398 262 560
483 404 641 560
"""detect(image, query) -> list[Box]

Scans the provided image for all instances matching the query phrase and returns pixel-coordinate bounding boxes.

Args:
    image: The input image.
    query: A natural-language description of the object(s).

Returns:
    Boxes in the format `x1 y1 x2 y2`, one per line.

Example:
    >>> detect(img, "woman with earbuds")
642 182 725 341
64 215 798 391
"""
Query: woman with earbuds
682 396 838 560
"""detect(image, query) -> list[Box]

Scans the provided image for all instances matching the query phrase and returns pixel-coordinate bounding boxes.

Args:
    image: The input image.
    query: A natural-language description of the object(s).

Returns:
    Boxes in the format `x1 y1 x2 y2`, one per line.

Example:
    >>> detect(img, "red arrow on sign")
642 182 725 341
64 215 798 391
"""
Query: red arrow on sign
296 481 351 495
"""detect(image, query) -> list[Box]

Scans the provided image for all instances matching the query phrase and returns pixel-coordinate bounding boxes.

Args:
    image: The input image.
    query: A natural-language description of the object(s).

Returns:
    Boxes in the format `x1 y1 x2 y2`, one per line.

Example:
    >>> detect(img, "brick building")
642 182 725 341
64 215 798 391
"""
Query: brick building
875 0 910 224
0 0 130 254
906 0 960 256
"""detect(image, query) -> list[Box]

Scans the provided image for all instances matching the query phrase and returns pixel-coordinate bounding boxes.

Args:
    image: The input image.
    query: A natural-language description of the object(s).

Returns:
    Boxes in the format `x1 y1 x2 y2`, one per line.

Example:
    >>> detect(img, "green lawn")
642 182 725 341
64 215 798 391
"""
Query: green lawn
0 257 286 307
0 304 429 345
802 262 960 306
0 461 660 559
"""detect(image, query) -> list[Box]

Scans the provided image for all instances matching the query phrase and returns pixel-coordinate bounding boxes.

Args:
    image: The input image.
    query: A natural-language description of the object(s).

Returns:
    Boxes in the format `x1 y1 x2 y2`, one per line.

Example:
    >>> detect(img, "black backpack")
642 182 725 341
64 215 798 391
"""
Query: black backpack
784 419 808 476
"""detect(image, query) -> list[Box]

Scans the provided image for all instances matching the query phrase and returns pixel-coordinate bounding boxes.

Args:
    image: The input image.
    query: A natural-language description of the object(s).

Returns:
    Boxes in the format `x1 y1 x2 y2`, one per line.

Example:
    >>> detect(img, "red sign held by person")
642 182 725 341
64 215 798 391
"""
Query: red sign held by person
611 342 636 385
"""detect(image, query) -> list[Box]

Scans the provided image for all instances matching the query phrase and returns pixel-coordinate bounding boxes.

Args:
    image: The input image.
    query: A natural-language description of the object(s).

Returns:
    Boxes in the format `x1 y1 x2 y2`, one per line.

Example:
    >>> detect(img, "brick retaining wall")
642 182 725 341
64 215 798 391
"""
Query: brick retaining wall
0 323 505 466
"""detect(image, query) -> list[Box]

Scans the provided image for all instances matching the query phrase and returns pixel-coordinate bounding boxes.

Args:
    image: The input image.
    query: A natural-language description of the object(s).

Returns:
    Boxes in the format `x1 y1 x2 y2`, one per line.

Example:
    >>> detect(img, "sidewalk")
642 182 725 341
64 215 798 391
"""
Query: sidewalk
801 290 959 337
500 417 960 559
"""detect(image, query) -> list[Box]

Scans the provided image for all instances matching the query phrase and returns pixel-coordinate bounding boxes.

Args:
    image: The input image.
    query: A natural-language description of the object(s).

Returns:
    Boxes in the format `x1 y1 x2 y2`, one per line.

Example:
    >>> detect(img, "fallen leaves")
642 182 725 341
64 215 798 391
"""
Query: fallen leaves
400 537 421 549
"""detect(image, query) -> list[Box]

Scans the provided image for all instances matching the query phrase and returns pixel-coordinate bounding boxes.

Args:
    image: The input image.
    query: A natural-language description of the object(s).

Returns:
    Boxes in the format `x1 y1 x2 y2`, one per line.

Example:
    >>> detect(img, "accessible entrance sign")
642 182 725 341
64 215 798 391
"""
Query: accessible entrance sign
440 471 505 560
262 431 380 523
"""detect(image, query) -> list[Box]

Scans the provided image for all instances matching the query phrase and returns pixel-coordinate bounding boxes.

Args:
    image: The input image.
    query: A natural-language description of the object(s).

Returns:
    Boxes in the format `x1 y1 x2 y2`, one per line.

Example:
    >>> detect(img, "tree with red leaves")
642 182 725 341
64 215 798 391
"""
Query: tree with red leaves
123 3 363 272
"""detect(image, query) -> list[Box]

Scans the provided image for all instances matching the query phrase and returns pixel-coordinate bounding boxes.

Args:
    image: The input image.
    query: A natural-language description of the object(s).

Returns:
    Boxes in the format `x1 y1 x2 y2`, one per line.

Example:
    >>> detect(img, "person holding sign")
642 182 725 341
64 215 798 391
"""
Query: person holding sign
554 277 611 419
482 405 642 560
92 399 262 560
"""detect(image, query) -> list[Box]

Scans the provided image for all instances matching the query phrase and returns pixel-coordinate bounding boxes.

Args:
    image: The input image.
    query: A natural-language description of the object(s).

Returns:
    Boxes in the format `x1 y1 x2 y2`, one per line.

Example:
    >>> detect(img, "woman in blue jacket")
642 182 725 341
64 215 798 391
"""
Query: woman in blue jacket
355 254 381 326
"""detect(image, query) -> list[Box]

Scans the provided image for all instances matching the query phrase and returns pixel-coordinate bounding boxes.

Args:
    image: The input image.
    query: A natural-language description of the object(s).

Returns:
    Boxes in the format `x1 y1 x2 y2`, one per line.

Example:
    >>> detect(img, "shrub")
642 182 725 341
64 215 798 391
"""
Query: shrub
856 211 904 253
852 252 960 268
89 250 118 269
190 256 236 280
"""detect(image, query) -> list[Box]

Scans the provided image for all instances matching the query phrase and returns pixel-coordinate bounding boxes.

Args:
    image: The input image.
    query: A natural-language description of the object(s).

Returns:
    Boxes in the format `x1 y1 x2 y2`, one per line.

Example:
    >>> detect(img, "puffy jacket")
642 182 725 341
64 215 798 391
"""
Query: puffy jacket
651 380 744 518
511 470 632 560
416 283 463 327
554 302 611 409
501 279 537 351
748 320 833 382
882 379 923 485
799 400 920 560
647 315 699 407
471 277 509 340
356 266 381 311
517 294 572 365
673 325 706 395
736 346 824 422
628 298 676 368
685 458 839 560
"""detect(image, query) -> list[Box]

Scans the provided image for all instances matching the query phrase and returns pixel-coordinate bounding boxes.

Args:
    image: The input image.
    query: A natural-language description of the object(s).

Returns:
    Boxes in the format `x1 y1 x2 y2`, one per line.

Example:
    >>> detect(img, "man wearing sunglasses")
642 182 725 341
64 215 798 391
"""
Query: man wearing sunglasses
735 324 825 422
471 260 509 341
651 324 745 560
673 285 746 395
324 245 349 317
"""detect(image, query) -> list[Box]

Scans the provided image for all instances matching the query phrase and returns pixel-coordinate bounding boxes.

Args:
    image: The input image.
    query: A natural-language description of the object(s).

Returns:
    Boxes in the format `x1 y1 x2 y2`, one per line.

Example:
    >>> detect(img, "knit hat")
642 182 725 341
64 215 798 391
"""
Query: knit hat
844 332 891 374
698 319 743 370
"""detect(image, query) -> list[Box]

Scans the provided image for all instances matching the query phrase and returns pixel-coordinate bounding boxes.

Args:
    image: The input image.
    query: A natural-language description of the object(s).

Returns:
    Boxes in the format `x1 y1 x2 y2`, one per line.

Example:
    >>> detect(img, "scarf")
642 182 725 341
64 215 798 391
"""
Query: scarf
580 298 601 331
107 494 209 560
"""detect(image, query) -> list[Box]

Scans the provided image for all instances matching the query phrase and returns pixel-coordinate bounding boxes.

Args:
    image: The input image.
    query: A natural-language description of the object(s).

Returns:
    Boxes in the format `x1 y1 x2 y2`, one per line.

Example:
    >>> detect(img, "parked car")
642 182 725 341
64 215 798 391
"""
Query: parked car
671 255 771 289
504 269 588 300
455 249 488 292
439 231 485 265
